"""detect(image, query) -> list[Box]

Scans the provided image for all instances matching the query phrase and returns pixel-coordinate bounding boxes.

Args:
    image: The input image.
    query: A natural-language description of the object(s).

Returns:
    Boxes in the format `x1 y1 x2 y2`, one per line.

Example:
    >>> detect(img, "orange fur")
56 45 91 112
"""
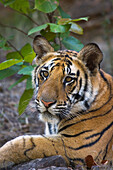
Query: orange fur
0 36 112 169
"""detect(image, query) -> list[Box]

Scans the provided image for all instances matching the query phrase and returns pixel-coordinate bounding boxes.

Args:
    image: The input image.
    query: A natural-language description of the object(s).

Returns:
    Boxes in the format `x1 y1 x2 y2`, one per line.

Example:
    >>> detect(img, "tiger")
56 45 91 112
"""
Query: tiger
0 35 113 169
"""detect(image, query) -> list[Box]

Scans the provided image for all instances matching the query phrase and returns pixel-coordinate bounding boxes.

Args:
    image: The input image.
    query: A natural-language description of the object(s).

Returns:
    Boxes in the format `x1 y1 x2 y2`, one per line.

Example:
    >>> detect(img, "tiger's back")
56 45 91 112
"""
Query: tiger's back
0 35 113 169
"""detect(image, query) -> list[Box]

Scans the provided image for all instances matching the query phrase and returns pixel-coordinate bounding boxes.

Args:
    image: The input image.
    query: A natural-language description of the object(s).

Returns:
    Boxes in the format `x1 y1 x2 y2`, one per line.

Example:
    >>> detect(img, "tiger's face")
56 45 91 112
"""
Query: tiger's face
33 36 103 123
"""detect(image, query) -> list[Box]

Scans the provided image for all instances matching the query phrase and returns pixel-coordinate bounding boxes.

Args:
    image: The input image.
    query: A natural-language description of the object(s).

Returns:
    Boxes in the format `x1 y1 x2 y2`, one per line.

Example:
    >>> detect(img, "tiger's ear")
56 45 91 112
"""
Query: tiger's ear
33 35 54 59
77 43 103 75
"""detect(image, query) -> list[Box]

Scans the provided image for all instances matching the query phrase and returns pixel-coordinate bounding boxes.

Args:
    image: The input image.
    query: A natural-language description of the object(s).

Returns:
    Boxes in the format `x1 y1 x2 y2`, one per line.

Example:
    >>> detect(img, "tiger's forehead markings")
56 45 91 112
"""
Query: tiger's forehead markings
39 50 78 73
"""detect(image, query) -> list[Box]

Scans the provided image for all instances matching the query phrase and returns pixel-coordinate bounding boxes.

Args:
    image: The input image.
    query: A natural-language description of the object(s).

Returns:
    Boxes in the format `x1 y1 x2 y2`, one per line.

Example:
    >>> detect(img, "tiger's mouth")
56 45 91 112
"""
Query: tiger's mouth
35 99 70 121
39 108 68 122
43 111 53 117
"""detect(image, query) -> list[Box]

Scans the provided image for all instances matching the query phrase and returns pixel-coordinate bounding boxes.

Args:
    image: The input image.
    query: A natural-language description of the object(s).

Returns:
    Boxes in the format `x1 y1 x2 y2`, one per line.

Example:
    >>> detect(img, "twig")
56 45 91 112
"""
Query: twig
47 12 55 23
23 13 40 26
0 22 33 39
7 40 24 59
6 5 40 26
58 33 62 50
1 109 14 127
1 34 24 59
12 8 40 26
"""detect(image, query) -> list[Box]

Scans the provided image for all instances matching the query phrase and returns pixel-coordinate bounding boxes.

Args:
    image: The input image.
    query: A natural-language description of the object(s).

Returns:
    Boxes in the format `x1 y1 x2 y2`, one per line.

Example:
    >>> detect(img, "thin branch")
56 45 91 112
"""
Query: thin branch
47 11 55 23
12 8 40 26
7 40 24 59
6 4 40 26
23 13 40 26
0 22 33 39
58 34 62 50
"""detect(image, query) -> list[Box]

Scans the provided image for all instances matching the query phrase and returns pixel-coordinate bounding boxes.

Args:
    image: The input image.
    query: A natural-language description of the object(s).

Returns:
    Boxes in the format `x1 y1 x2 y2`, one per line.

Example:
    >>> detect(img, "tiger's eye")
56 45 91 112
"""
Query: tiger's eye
65 76 72 82
43 71 49 77
64 76 76 85
40 70 49 79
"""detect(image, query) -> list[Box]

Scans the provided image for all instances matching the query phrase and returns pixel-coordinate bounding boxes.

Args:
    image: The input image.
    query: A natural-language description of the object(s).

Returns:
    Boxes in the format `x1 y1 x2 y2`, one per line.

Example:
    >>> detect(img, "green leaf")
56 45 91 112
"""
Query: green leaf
35 0 59 13
60 31 70 38
6 51 22 60
52 43 60 51
28 24 48 35
9 0 30 14
58 17 88 25
62 36 84 52
70 17 89 22
21 43 36 63
0 59 23 70
40 27 56 41
49 23 70 33
1 0 16 6
18 65 34 75
0 65 21 80
58 18 71 25
0 35 11 50
57 6 71 18
26 76 32 89
18 88 34 115
8 75 28 90
70 23 83 35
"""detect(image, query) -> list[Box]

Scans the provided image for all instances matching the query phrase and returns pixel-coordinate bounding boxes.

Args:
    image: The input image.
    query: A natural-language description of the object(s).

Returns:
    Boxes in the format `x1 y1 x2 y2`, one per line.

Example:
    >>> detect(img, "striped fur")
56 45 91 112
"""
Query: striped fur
0 36 113 169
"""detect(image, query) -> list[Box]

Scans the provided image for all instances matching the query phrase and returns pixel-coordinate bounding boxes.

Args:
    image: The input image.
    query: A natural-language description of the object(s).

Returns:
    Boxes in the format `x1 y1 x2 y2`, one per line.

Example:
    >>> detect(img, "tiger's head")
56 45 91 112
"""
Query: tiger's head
33 35 103 124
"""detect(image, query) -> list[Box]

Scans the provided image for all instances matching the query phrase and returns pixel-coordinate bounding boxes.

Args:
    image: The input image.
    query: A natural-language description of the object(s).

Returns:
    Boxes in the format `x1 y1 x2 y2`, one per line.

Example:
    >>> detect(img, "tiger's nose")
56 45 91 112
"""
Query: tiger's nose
41 99 56 108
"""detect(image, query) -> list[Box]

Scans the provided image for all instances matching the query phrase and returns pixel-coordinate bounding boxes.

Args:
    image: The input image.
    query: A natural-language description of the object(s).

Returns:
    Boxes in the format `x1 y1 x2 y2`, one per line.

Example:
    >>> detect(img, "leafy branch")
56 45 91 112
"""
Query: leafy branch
0 0 88 115
0 22 33 39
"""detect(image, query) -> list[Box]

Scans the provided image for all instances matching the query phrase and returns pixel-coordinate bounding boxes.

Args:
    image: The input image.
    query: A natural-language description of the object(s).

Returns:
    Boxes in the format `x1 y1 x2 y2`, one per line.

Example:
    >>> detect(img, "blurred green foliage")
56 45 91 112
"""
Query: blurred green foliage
0 0 88 115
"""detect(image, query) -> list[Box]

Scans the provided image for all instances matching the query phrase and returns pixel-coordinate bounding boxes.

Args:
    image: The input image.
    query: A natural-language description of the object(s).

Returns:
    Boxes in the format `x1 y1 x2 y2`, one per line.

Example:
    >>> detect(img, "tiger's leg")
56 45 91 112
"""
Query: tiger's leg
0 135 67 168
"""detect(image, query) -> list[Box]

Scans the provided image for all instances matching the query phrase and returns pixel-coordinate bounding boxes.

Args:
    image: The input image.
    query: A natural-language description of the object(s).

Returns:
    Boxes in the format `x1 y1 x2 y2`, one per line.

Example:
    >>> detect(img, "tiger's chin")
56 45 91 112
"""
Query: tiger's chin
38 111 60 124
38 111 60 135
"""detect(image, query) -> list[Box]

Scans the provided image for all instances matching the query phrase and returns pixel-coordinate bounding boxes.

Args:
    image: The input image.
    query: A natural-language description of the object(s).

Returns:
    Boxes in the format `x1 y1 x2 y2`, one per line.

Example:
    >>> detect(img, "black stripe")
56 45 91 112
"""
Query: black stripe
58 106 113 133
100 70 109 83
85 121 113 140
70 83 77 93
40 64 45 70
49 62 54 67
102 134 113 160
24 137 36 159
70 73 75 76
44 66 48 70
76 79 82 98
69 157 85 165
89 95 113 113
69 121 113 151
84 101 90 109
61 130 92 138
48 123 53 134
95 150 102 162
65 59 72 65
64 90 113 123
84 73 88 92
51 63 60 71
77 70 80 77
61 137 85 166
65 54 73 61
73 73 88 103
58 123 76 133
34 65 40 73
72 93 81 100
52 58 61 61
56 63 60 67
67 66 71 74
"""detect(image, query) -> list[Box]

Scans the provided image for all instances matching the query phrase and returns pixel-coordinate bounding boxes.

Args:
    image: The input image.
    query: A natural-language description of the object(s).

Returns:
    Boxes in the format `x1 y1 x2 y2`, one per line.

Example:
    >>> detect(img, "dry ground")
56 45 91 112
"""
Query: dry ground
0 77 45 147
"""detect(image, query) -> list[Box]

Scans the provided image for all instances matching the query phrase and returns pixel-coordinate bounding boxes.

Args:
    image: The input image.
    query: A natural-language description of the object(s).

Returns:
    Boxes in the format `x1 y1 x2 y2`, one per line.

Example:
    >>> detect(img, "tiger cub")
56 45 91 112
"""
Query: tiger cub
0 35 113 169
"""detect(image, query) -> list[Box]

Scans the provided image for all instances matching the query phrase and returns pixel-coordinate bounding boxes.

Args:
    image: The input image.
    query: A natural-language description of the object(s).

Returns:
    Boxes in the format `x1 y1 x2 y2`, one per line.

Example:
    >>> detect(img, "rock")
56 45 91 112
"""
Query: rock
37 166 71 170
11 155 68 170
